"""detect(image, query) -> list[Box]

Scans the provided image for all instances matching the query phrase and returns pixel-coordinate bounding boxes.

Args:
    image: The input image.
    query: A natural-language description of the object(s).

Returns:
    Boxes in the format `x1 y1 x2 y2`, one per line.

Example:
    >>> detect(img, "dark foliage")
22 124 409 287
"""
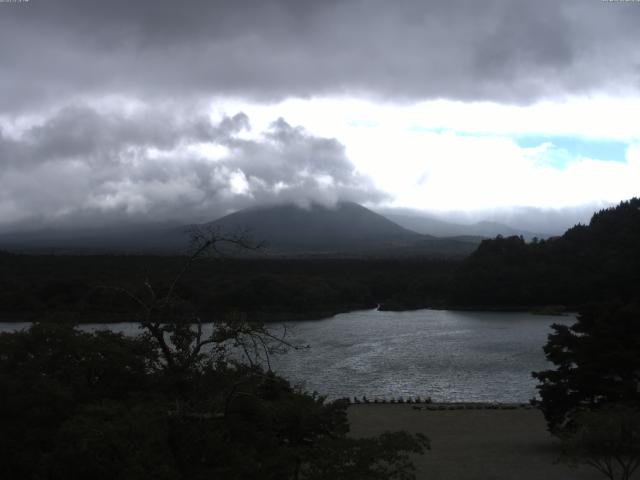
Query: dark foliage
0 323 156 479
0 255 457 322
0 322 428 479
532 301 640 433
451 198 640 308
0 230 429 479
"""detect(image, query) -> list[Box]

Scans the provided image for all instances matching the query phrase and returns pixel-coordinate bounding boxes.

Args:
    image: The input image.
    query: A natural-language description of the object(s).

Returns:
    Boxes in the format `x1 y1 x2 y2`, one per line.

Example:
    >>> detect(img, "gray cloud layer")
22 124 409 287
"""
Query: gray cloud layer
1 0 639 230
0 106 384 230
2 0 640 112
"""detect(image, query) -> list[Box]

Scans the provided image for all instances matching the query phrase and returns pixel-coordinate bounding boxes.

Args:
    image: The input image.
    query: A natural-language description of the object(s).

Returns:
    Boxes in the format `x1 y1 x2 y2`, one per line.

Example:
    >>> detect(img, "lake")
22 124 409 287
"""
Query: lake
0 309 575 403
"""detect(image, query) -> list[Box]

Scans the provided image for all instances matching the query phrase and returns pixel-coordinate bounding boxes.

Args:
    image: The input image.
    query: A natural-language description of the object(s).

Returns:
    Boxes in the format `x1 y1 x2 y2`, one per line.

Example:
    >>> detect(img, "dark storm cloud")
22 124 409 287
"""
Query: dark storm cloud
2 0 640 112
0 106 384 230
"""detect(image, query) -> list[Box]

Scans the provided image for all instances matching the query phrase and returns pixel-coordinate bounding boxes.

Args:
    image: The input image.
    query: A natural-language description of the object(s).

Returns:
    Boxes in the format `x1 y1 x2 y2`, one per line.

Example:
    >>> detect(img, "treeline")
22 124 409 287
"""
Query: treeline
450 198 640 308
0 253 458 322
3 198 638 320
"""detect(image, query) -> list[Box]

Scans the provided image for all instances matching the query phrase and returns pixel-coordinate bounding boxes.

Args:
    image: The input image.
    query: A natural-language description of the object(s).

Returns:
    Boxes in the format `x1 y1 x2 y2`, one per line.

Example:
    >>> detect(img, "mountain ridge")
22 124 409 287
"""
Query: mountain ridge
0 201 479 257
381 212 549 240
204 201 422 250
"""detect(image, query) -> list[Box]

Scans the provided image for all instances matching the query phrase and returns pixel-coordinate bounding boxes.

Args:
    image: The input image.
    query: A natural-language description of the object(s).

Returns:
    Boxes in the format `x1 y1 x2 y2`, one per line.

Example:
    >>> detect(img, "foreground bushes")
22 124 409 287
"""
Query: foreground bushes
0 322 428 480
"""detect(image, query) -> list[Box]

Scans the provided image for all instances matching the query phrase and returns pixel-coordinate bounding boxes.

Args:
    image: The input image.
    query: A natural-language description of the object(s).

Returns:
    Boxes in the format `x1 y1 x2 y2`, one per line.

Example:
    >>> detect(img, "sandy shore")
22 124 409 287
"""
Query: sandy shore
348 404 603 480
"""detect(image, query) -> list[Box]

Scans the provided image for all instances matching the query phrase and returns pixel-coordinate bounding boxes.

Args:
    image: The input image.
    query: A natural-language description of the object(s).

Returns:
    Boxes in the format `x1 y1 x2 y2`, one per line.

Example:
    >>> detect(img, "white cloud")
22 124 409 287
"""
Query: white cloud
228 170 251 196
219 96 640 211
0 104 383 230
1 94 639 230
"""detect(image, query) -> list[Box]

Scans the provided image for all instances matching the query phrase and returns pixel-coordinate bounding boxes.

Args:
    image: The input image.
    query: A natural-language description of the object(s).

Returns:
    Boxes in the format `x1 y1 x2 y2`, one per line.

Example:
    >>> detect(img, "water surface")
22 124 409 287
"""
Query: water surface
0 309 575 402
267 309 575 402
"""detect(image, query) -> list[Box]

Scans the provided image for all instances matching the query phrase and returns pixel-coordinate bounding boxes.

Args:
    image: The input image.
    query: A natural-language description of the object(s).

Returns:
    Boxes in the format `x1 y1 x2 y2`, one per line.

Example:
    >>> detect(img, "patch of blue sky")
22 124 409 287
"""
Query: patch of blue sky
525 144 574 170
514 135 628 164
407 126 630 167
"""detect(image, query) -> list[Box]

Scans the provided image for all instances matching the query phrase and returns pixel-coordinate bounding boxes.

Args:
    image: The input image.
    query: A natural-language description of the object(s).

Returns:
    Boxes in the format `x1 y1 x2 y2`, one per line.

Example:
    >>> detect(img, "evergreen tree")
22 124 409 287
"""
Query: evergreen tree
533 301 640 433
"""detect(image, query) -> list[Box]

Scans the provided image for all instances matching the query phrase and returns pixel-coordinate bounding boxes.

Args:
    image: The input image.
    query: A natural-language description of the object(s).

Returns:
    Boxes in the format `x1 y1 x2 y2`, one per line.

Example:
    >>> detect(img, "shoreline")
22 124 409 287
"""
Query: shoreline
348 400 536 410
378 303 578 315
0 305 578 324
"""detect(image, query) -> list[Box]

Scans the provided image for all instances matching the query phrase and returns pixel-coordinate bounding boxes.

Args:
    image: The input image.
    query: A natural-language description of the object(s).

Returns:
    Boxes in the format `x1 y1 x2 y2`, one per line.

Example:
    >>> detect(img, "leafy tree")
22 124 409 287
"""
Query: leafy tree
0 323 156 479
0 228 429 479
532 302 640 433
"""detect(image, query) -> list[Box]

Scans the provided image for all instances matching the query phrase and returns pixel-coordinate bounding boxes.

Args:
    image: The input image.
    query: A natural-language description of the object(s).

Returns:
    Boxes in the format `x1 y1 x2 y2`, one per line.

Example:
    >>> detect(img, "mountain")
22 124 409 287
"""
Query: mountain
205 202 418 250
0 202 481 257
381 212 547 240
202 201 478 256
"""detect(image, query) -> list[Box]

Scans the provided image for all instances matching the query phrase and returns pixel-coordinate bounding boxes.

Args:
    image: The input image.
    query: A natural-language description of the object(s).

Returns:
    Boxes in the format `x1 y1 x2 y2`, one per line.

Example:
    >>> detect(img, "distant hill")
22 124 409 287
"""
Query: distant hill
204 202 479 256
450 197 640 307
206 202 419 248
382 212 547 240
0 202 480 257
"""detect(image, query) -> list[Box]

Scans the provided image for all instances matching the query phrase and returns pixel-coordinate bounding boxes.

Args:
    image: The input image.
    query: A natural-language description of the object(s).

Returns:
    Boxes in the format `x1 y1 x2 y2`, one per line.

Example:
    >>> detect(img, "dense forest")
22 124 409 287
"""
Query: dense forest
1 198 638 322
0 254 457 322
450 198 640 309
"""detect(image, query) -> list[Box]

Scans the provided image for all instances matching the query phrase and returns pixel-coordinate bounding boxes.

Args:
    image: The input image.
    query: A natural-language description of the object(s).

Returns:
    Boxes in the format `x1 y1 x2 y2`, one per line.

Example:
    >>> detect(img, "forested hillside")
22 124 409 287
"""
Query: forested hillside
2 198 638 320
450 198 640 308
0 254 456 322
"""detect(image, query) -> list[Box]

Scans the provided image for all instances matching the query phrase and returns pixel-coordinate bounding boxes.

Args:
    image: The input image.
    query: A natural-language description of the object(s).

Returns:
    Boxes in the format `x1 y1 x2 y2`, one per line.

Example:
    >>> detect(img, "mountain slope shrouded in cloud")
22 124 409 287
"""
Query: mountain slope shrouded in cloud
0 109 385 232
205 201 420 251
204 202 480 256
0 202 480 257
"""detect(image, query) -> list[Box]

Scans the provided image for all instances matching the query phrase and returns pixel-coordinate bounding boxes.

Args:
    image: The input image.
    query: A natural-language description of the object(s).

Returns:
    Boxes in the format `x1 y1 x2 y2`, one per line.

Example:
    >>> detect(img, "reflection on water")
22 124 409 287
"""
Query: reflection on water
268 309 575 402
0 309 575 402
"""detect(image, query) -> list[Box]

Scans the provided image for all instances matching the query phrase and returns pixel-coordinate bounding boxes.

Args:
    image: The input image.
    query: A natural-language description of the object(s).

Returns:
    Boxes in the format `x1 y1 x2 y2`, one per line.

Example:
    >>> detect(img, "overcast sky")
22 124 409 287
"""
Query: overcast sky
1 0 640 231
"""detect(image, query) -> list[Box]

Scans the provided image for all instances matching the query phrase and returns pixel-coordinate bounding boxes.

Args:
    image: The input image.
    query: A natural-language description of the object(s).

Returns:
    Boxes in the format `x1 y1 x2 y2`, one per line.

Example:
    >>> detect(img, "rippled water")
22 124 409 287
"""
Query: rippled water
0 309 576 402
268 309 576 402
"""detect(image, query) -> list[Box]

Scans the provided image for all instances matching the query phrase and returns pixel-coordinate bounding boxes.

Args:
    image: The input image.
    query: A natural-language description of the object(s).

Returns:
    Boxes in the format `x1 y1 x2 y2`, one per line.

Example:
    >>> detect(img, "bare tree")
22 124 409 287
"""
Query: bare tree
109 225 297 374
